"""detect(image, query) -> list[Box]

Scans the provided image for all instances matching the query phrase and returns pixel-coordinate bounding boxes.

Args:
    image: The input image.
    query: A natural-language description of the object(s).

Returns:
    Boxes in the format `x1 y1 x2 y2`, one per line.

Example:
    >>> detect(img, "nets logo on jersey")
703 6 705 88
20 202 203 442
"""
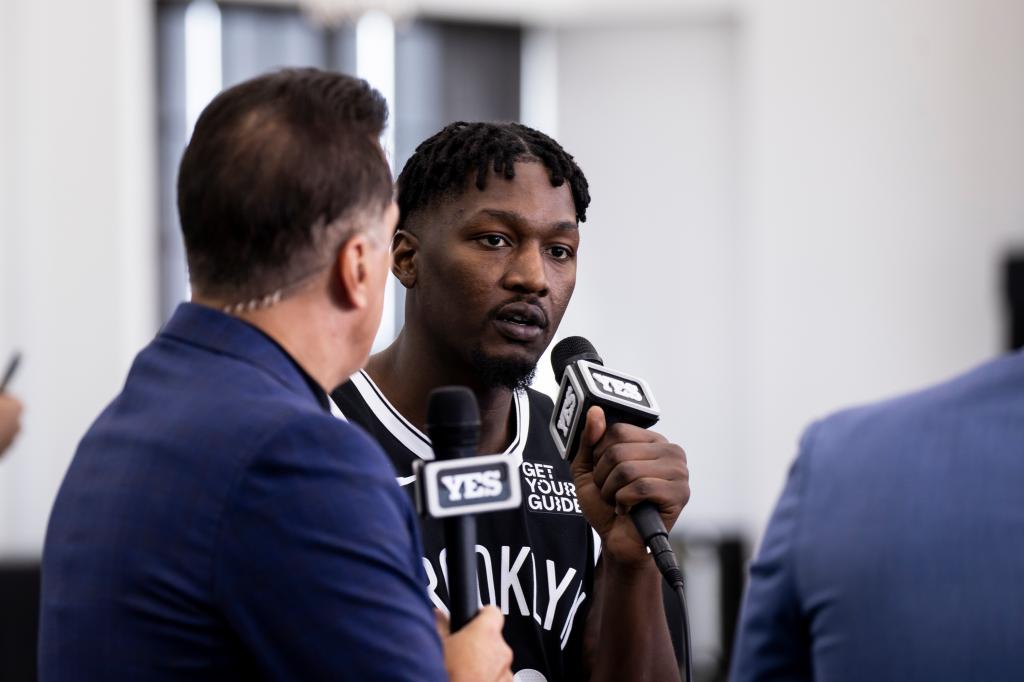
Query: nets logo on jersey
415 454 522 518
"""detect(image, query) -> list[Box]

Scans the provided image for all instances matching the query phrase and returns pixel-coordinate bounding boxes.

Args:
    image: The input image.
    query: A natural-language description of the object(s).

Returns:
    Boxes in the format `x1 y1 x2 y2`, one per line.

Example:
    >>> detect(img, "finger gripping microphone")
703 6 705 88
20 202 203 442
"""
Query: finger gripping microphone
416 386 522 631
549 337 683 589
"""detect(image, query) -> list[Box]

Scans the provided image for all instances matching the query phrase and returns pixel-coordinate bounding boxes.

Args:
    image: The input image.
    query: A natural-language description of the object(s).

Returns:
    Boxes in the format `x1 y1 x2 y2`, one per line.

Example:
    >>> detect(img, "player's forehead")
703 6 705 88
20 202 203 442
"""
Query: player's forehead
419 162 577 235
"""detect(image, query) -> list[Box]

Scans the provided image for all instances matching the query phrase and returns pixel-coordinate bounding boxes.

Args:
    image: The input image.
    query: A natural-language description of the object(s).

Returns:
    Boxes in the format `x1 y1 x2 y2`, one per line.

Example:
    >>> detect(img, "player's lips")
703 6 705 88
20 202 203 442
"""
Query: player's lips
492 301 548 343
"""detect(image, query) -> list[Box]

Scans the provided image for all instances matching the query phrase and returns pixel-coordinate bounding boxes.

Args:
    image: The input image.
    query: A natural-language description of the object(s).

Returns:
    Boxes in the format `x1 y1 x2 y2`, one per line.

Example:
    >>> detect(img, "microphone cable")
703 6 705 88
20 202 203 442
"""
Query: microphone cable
667 554 693 682
676 580 693 682
645 522 691 682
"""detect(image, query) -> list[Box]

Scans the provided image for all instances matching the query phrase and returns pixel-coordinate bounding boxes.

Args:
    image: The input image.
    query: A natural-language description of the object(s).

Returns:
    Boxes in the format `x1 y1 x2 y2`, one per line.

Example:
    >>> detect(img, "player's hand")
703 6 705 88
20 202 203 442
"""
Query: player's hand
0 393 23 456
571 406 690 566
438 605 513 682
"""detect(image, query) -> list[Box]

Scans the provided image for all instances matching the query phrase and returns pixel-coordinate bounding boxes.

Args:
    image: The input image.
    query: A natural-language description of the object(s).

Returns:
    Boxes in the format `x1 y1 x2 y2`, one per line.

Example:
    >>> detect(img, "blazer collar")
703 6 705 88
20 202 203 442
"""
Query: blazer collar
160 302 329 410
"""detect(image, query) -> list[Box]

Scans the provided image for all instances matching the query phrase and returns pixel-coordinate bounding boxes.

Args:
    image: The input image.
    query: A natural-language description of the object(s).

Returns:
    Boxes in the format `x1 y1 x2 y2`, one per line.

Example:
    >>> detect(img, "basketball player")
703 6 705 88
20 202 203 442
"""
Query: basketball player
333 122 690 681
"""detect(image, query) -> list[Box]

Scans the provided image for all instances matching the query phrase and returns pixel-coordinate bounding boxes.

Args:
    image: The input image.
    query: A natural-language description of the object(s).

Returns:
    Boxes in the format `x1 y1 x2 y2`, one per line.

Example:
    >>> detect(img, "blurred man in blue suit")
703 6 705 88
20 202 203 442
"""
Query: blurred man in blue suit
732 351 1024 681
39 69 511 681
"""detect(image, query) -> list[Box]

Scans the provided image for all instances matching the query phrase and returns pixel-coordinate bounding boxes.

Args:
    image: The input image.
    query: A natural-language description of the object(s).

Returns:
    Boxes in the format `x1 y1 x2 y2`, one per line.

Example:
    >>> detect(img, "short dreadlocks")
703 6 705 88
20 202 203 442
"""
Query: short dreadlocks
396 121 591 228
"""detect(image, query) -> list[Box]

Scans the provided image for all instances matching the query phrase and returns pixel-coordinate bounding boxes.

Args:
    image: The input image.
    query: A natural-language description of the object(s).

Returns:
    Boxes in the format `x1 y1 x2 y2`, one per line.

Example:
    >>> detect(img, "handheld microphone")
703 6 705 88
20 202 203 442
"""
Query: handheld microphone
550 338 692 682
548 337 681 588
415 386 522 631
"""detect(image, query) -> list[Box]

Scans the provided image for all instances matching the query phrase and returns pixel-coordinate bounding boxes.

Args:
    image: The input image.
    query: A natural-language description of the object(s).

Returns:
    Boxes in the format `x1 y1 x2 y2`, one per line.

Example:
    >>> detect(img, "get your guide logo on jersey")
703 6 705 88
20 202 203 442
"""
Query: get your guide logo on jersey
521 461 583 516
415 454 522 518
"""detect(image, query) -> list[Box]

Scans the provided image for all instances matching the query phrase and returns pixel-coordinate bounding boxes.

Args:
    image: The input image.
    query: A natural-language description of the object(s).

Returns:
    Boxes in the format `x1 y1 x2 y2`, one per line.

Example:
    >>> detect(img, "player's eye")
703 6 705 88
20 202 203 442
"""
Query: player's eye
477 234 511 248
547 245 574 261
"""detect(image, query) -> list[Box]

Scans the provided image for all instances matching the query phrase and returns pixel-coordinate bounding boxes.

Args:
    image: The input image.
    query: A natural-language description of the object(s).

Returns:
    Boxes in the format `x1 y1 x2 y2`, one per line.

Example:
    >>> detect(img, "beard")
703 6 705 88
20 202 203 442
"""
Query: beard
469 347 537 391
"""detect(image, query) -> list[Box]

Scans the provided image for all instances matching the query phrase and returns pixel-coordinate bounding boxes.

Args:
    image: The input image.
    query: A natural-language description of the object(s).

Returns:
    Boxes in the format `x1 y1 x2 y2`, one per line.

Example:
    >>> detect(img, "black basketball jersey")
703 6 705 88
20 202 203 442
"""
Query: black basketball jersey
332 371 597 682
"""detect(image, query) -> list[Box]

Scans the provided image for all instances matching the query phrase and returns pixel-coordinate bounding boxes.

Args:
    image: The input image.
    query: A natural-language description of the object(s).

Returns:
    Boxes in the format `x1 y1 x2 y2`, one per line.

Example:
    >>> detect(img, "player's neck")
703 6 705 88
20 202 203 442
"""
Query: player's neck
366 329 517 454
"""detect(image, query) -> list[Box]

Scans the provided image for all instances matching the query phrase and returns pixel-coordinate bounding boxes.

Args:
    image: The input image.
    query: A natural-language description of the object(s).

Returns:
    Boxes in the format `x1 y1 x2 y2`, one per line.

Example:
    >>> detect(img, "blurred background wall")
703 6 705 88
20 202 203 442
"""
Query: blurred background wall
0 0 158 555
2 0 1023 678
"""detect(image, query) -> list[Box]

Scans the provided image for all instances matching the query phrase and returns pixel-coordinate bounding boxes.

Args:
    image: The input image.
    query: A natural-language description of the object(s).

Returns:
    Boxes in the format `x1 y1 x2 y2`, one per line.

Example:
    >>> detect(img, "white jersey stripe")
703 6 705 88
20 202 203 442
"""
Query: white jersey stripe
328 395 347 421
348 370 434 460
341 370 531 469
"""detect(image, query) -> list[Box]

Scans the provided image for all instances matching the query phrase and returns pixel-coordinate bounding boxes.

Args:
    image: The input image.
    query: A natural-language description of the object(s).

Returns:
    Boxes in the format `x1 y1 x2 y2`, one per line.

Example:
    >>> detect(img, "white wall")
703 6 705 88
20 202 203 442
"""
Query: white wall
537 20 746 534
741 0 1024 532
0 0 157 557
544 0 1024 543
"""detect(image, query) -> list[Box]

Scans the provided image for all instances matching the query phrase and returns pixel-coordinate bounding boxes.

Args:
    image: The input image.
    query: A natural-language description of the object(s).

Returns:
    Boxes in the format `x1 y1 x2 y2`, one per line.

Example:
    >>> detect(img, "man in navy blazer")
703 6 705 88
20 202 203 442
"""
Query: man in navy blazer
39 69 511 681
732 351 1024 681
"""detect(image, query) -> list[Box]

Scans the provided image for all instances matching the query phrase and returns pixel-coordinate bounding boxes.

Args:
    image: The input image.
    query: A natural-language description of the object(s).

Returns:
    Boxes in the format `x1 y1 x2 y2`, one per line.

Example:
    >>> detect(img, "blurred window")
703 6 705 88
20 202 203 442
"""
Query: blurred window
156 1 521 347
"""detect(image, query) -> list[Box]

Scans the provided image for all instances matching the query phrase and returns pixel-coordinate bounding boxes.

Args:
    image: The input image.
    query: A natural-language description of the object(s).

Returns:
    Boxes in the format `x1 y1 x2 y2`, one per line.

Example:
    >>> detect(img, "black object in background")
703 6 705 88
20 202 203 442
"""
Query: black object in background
0 562 40 682
1 351 21 392
1006 253 1024 351
425 386 482 632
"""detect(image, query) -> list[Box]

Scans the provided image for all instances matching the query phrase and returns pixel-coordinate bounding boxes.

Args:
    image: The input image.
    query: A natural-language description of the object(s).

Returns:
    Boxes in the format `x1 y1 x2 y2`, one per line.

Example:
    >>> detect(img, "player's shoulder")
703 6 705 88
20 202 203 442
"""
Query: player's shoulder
330 374 424 475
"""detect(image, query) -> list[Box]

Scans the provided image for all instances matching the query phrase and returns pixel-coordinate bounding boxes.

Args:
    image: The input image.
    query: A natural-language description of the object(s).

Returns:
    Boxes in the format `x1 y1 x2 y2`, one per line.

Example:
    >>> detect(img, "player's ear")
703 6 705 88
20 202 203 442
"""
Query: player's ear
335 231 372 309
391 229 418 289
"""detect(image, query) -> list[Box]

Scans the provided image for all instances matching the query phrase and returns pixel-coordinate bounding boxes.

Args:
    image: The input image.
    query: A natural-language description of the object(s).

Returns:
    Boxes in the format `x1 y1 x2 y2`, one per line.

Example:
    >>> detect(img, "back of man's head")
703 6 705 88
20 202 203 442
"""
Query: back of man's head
177 68 393 305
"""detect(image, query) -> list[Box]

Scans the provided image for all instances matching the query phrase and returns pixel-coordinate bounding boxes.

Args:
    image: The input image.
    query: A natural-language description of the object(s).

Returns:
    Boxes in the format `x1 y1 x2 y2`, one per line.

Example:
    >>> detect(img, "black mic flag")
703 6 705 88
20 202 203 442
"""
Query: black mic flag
550 338 692 682
425 387 480 632
549 337 682 586
416 386 522 631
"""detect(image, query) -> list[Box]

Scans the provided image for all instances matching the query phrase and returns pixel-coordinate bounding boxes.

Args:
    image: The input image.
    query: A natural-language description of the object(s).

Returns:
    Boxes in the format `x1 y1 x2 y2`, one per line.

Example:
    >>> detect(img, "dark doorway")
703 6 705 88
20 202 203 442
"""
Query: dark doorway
1005 253 1024 351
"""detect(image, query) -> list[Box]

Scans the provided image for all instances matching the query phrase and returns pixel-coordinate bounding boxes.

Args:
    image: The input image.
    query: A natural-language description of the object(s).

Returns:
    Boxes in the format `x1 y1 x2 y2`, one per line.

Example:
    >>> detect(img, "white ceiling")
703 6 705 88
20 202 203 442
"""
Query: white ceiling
402 0 737 25
222 0 739 27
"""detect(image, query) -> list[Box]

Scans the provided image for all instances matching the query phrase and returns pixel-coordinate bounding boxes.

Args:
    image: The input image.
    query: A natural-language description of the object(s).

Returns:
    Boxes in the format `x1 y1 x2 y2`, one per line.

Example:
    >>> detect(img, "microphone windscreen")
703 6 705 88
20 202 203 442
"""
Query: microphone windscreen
426 386 481 450
551 336 603 382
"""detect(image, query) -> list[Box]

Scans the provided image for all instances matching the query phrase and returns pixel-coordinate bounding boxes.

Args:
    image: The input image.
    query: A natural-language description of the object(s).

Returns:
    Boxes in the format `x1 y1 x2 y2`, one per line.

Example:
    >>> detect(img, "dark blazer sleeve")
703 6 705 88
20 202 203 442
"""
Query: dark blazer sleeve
214 412 447 681
731 424 818 682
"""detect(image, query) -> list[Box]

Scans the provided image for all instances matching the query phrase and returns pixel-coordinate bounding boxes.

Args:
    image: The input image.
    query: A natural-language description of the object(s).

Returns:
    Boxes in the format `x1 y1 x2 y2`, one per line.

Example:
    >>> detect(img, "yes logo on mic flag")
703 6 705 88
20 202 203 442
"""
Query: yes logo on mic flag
550 359 659 461
552 369 585 457
556 385 578 438
585 365 655 410
414 454 522 518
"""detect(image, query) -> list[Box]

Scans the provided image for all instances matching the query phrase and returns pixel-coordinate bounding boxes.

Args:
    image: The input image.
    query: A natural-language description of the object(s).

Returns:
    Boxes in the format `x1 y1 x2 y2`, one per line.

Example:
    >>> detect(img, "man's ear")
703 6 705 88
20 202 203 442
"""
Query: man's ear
391 229 419 289
335 233 371 310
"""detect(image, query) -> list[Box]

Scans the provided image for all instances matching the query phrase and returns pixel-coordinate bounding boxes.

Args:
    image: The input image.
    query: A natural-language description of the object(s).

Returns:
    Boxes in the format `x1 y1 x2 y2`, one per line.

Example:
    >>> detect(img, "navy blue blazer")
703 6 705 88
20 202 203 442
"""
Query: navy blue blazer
39 303 446 680
732 351 1024 681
